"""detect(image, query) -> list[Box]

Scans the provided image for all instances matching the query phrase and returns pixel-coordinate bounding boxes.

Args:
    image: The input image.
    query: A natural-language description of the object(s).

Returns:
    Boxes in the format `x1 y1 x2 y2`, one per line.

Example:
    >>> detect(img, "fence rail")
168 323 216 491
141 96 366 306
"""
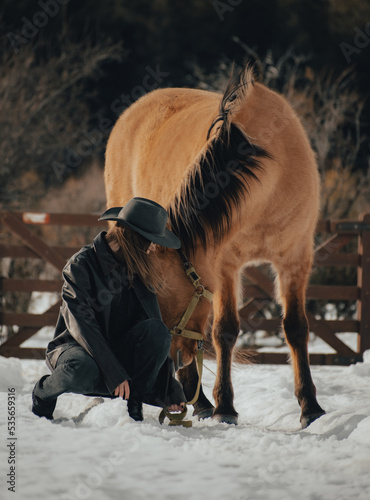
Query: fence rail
0 210 369 364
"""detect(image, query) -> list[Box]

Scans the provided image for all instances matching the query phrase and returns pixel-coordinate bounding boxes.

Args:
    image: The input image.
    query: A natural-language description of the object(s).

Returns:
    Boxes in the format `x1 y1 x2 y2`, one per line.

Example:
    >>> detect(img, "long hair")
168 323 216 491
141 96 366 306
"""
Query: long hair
105 224 167 295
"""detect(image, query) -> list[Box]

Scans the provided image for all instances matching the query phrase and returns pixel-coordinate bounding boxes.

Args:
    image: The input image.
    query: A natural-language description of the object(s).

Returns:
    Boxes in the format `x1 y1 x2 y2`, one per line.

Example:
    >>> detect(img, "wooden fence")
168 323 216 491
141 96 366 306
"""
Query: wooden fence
0 209 369 365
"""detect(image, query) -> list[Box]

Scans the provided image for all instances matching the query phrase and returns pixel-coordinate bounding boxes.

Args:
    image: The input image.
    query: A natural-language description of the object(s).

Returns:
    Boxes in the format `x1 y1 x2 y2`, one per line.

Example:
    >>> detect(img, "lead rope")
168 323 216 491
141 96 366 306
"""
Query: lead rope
159 347 204 427
159 251 213 427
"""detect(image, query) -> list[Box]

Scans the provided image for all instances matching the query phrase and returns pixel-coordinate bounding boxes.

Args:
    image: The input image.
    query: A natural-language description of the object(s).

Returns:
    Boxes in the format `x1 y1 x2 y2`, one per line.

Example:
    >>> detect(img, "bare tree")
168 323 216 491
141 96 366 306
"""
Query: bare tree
0 39 124 208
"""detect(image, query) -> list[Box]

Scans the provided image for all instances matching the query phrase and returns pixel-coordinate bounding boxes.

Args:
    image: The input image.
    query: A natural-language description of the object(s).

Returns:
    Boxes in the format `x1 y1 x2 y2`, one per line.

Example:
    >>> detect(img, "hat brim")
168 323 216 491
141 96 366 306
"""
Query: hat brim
99 208 181 249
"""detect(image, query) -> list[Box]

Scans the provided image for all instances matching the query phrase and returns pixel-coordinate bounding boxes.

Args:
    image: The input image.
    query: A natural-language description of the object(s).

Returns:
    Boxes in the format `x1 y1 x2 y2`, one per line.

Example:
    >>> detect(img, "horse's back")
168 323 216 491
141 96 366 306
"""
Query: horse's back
105 79 320 261
105 87 221 207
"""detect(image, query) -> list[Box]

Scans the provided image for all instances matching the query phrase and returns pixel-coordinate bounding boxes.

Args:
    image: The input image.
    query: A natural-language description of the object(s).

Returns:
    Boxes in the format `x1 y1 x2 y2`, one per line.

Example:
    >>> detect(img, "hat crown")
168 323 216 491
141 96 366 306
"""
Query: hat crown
118 198 167 236
98 197 181 249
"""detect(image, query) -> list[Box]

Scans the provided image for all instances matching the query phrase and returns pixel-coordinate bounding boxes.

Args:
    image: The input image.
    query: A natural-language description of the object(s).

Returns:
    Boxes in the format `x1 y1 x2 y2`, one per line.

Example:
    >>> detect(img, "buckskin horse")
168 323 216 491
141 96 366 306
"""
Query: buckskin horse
104 66 325 428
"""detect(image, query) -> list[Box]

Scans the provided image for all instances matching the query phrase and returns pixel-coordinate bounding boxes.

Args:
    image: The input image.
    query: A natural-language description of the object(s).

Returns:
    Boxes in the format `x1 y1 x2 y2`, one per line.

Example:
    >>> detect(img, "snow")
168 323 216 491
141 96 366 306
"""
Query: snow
1 293 369 499
1 351 370 500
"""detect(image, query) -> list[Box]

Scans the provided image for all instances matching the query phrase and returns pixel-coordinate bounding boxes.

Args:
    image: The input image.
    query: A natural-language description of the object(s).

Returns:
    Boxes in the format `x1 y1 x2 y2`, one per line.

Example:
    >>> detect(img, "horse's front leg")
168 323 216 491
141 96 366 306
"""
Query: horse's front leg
212 275 239 424
178 358 214 419
276 256 325 428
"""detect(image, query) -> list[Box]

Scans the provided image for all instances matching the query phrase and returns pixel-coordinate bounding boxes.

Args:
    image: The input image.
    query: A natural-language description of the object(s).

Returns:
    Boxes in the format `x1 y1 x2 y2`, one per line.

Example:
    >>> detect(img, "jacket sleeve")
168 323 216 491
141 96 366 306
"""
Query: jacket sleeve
61 258 130 394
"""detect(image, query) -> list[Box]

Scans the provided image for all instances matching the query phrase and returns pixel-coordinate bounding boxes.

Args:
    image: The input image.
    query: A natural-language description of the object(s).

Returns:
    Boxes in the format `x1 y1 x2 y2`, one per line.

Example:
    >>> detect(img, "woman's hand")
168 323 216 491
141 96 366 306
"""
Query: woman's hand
114 380 130 400
168 402 185 412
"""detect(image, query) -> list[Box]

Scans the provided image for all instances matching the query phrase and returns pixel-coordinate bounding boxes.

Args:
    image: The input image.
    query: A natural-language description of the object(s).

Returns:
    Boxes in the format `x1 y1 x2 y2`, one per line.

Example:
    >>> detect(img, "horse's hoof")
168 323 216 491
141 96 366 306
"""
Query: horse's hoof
194 408 214 420
212 414 238 425
300 410 326 429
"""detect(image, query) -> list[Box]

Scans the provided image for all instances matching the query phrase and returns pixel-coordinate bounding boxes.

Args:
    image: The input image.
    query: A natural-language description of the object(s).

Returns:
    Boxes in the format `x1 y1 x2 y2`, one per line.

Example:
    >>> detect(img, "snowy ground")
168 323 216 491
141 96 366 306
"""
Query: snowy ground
1 293 369 499
1 344 370 500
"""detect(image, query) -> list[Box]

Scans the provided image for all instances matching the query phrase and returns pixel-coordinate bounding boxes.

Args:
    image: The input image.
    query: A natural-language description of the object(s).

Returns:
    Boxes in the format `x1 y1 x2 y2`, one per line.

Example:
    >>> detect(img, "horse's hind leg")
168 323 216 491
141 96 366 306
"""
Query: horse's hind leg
211 272 239 424
275 255 325 428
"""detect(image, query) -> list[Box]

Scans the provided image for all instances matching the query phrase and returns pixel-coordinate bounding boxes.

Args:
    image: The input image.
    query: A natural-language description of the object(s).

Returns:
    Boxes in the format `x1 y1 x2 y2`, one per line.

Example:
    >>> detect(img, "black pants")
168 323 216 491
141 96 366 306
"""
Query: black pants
34 319 172 406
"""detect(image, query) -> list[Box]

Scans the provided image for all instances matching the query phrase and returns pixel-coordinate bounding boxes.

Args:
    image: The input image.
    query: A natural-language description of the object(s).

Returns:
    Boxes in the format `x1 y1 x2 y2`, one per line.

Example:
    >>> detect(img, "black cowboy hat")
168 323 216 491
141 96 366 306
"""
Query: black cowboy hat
99 197 181 249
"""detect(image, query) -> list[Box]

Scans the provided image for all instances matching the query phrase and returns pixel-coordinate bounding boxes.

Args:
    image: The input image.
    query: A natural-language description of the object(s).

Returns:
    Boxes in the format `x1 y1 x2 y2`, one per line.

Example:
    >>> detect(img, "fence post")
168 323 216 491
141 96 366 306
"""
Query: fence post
357 213 370 354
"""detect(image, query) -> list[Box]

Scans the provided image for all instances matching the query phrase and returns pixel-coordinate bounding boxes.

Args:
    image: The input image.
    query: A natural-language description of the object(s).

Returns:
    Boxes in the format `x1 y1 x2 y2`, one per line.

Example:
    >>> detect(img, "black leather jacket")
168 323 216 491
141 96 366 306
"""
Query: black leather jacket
46 232 185 404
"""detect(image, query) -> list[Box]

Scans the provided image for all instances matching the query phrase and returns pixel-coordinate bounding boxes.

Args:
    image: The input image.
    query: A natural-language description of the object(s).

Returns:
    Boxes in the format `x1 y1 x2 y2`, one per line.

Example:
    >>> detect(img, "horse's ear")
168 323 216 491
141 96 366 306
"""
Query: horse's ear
223 64 255 112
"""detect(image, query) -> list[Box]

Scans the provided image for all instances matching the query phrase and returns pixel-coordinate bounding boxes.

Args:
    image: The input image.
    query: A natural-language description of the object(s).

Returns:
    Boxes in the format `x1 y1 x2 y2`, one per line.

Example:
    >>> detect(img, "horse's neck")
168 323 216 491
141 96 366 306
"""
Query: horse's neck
156 247 218 329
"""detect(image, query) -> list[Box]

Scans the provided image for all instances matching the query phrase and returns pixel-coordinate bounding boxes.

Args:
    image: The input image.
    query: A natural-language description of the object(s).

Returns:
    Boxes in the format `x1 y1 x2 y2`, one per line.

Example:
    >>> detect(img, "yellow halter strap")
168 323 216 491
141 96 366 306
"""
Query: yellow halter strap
159 251 213 427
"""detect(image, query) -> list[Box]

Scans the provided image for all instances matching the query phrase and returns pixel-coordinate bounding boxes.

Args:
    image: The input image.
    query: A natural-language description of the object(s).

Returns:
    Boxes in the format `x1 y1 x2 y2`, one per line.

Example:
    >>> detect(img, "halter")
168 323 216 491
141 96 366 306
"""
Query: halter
159 249 213 427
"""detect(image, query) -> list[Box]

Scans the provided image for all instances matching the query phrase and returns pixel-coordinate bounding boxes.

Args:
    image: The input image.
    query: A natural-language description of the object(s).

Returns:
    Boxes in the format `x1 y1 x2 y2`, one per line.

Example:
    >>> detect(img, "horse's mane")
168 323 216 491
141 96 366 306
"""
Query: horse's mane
168 66 271 256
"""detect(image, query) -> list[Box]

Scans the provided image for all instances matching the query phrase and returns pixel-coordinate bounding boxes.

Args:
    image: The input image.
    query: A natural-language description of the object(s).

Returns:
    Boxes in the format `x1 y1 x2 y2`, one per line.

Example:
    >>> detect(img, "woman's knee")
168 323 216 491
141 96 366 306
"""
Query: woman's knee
137 319 171 351
61 355 101 390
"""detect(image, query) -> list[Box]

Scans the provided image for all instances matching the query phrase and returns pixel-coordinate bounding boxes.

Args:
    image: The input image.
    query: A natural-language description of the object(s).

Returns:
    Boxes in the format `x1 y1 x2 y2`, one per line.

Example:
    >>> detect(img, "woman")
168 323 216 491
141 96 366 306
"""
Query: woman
32 197 186 422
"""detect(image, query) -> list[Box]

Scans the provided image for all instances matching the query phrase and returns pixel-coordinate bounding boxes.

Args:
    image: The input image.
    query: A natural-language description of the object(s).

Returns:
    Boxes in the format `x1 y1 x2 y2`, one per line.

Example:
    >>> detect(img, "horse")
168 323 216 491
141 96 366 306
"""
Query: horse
104 65 325 428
